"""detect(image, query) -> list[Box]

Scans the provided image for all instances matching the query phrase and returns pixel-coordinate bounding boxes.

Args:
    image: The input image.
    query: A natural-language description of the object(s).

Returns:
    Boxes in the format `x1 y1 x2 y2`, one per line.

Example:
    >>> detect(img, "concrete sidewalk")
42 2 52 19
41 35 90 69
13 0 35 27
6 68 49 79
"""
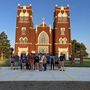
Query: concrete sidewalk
0 67 90 81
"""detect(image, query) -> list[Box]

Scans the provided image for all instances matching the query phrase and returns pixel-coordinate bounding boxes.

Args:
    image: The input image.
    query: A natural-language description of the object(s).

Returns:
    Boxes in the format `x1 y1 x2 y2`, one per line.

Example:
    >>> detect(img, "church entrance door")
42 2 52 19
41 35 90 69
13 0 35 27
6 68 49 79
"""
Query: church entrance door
38 46 49 54
58 48 68 60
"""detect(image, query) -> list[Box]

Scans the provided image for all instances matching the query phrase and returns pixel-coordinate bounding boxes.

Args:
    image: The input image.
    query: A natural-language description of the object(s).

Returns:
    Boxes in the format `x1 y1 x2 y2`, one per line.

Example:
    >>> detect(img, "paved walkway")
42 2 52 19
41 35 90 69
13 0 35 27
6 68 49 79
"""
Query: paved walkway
0 67 90 81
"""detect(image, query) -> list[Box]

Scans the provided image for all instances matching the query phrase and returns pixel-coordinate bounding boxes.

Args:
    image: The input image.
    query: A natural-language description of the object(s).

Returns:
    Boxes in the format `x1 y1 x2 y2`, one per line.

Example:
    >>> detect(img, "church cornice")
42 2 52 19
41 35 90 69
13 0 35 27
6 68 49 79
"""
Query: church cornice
35 43 52 45
55 43 71 45
57 22 68 24
18 21 29 23
18 8 32 10
55 8 70 12
15 43 32 45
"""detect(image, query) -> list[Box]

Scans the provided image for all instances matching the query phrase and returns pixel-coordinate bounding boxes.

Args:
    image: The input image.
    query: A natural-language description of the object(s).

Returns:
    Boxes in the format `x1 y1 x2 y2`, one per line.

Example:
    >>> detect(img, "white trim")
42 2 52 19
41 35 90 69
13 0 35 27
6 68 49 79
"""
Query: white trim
57 22 68 23
56 8 70 11
49 25 52 33
18 8 32 10
18 47 28 56
23 6 26 10
19 11 29 17
36 24 37 32
15 43 32 44
35 23 49 28
18 21 29 23
35 43 51 45
55 43 71 45
61 28 65 35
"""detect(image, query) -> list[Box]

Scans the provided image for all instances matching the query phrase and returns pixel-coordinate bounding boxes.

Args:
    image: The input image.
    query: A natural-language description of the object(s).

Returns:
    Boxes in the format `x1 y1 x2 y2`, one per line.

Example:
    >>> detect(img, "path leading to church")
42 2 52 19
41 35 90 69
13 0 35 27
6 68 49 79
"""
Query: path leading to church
0 67 90 81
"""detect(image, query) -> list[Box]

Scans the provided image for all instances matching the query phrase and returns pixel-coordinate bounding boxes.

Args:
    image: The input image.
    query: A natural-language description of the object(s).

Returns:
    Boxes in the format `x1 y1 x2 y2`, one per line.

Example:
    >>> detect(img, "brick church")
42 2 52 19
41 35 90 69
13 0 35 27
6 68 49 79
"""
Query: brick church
15 4 72 60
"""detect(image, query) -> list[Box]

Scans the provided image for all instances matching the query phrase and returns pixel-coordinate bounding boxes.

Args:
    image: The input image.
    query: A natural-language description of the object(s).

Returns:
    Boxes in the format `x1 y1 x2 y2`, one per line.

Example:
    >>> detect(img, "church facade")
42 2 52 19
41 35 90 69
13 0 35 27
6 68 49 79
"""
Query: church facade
15 4 72 59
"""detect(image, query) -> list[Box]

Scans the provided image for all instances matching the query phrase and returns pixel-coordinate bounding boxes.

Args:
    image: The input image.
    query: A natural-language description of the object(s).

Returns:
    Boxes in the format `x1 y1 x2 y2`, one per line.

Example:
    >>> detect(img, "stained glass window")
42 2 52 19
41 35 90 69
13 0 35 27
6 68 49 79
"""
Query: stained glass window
38 31 49 44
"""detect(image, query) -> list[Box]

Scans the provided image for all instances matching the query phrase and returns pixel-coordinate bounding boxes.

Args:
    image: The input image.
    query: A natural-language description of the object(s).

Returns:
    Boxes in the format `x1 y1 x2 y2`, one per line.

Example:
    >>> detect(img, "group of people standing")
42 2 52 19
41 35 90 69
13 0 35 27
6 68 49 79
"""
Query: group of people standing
10 53 66 71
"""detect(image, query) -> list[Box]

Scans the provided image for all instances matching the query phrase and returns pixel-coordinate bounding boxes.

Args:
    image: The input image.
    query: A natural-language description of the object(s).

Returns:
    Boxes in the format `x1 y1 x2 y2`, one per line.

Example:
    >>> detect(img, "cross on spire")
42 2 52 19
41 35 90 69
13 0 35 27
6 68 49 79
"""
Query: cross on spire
42 17 45 23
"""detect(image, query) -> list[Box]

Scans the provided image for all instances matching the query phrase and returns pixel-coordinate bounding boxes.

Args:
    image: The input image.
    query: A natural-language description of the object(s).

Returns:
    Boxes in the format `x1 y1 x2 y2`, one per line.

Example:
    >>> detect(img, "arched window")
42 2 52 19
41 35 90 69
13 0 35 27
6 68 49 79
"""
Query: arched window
38 31 49 44
19 37 28 43
22 27 26 35
59 38 63 44
59 37 67 44
58 12 63 22
19 11 29 21
63 37 67 44
58 11 68 22
24 37 28 43
61 28 65 35
24 11 29 21
19 37 24 43
62 12 68 22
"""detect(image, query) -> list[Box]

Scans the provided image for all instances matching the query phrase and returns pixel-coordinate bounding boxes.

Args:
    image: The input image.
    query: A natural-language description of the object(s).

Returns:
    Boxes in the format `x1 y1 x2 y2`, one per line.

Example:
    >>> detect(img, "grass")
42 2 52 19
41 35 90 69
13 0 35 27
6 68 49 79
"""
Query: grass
0 59 90 67
65 60 90 67
0 59 10 67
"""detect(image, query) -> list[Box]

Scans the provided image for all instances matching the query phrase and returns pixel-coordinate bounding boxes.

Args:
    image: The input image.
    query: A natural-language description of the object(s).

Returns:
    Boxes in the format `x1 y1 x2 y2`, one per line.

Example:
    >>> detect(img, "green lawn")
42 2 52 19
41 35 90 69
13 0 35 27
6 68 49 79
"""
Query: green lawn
0 59 90 67
0 59 10 67
65 60 90 67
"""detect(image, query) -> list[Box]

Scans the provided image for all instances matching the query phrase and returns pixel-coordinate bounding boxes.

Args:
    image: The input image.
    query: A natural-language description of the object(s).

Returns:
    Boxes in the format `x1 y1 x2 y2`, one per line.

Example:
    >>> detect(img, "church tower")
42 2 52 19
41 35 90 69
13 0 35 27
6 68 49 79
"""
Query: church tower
15 4 72 59
53 5 72 59
15 4 35 56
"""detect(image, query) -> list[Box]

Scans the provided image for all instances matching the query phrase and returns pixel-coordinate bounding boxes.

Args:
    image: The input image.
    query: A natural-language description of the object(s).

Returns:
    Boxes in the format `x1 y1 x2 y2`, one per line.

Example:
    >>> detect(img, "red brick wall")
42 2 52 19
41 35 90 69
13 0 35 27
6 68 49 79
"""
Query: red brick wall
35 24 52 54
15 5 72 57
53 6 72 56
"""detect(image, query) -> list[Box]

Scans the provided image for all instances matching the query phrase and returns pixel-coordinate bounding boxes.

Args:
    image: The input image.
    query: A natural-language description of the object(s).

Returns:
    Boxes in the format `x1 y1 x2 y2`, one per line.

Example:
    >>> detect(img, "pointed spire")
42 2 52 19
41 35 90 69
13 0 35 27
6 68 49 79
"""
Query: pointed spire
42 17 45 27
36 24 37 32
49 25 52 33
